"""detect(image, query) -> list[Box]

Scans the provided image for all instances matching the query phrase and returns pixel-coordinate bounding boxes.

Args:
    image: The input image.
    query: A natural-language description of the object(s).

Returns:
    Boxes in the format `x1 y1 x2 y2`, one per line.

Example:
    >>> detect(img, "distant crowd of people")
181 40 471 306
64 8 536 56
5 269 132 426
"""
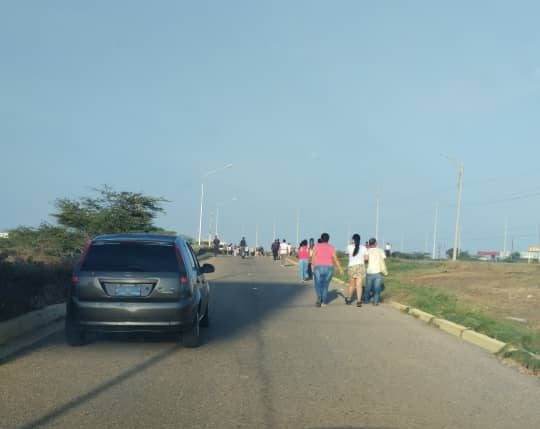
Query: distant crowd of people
212 236 264 258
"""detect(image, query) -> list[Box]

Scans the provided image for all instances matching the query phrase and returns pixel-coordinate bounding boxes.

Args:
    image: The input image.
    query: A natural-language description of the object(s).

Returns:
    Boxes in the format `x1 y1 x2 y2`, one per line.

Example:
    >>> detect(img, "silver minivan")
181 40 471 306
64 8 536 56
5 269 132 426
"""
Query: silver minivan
66 233 213 347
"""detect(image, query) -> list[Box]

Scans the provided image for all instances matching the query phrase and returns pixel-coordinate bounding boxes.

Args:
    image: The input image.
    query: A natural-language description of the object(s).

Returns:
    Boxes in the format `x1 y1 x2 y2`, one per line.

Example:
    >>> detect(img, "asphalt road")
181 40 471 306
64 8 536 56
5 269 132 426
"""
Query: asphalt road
1 256 539 429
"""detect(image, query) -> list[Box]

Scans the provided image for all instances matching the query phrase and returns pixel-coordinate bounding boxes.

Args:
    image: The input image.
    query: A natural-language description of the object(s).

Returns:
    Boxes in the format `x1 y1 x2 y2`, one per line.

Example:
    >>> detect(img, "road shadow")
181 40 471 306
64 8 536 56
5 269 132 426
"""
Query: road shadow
17 345 181 429
328 288 346 304
203 276 307 345
8 262 310 428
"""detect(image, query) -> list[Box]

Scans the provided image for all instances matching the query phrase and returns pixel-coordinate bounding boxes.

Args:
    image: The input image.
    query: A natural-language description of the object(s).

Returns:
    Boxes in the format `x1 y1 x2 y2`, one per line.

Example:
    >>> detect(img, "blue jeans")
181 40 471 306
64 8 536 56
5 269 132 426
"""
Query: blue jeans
364 273 383 304
299 259 309 280
313 265 333 304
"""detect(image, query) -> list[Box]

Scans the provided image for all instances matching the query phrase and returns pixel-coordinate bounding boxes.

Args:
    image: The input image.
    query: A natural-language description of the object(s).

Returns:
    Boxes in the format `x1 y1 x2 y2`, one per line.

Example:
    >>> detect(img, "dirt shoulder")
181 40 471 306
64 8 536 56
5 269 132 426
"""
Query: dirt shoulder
391 260 540 330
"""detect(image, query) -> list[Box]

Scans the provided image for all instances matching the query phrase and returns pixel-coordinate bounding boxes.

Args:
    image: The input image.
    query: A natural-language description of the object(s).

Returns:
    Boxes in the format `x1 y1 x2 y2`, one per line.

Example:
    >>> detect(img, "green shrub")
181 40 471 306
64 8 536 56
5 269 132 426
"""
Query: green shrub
0 260 70 321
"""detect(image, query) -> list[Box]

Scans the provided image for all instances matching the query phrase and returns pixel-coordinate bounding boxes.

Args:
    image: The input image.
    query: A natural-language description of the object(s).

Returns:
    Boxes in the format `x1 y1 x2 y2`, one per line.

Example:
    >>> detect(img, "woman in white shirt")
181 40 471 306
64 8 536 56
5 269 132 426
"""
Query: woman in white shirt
345 234 369 306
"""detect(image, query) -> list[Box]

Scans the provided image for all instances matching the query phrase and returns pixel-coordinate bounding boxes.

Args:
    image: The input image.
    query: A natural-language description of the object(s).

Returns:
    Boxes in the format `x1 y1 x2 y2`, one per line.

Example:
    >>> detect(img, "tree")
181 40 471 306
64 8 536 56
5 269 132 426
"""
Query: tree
445 248 471 260
52 185 168 240
0 223 86 262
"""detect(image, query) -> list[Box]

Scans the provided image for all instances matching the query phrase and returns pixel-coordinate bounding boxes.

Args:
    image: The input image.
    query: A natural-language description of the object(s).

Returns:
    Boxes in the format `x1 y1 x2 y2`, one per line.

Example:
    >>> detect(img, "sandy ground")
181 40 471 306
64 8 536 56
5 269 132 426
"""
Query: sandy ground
393 260 540 329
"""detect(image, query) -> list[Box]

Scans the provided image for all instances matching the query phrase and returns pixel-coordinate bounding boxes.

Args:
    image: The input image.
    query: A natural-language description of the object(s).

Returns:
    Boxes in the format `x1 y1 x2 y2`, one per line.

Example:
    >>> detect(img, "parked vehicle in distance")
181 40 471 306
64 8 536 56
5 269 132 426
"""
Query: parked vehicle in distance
66 233 214 348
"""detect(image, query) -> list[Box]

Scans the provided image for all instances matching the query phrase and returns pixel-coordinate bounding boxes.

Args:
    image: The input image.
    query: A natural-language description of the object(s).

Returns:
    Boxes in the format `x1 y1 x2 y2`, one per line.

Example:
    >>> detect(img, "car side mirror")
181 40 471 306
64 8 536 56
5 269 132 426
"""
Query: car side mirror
200 263 215 274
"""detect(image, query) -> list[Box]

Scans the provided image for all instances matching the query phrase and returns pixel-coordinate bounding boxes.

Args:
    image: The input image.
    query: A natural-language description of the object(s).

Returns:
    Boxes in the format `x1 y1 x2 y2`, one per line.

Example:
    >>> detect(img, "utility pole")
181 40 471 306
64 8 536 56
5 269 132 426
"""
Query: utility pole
452 161 464 261
255 224 259 248
272 219 276 241
432 202 439 260
503 218 508 259
424 232 429 255
401 233 404 253
375 191 381 241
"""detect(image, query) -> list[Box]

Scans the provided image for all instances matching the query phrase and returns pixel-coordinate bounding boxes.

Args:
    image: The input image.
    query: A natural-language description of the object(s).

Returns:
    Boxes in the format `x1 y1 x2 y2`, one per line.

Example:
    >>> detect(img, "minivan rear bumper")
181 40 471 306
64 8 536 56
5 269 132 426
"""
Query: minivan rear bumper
68 297 196 333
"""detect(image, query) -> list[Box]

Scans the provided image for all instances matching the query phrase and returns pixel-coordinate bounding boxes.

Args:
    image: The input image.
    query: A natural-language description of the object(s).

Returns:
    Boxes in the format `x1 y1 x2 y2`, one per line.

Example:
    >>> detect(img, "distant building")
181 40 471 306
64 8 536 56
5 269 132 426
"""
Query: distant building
0 232 9 239
477 251 499 261
520 251 540 261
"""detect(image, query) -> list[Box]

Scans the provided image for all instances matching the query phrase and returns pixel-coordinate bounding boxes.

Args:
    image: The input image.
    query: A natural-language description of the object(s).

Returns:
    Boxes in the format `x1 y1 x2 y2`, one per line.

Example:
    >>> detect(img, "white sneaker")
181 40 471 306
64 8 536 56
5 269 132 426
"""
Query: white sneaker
321 303 328 307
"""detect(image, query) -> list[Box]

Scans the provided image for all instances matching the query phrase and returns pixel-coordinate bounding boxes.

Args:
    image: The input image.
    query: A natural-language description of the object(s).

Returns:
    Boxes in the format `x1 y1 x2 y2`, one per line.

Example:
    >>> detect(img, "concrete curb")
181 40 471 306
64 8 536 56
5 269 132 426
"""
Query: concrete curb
432 318 468 337
409 308 435 323
0 303 65 346
388 300 508 355
388 301 409 312
462 329 506 354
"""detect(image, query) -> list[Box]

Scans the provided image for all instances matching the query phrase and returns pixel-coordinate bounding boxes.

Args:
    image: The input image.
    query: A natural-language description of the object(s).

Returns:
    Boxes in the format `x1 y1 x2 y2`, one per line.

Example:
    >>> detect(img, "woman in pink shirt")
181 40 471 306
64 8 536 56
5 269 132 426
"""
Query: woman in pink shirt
311 233 344 307
297 240 310 282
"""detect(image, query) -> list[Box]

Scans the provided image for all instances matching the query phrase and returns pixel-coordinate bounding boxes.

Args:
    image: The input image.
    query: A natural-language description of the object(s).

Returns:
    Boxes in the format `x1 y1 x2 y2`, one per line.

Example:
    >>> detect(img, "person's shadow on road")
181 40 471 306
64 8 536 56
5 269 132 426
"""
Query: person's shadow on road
327 288 345 304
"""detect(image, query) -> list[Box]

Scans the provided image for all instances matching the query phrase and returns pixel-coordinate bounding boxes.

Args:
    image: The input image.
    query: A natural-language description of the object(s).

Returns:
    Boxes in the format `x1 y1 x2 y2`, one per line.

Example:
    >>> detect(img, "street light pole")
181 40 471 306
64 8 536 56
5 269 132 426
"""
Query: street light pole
197 163 233 246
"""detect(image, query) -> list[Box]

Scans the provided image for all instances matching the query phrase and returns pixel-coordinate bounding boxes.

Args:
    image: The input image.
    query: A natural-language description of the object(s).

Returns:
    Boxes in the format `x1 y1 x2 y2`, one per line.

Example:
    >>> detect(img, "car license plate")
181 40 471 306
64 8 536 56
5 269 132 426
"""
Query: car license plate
114 285 141 297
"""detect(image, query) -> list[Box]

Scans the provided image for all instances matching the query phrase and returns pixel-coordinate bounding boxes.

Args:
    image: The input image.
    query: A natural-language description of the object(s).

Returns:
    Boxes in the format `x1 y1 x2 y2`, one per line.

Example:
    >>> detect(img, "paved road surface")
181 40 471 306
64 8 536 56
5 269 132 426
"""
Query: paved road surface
1 256 539 429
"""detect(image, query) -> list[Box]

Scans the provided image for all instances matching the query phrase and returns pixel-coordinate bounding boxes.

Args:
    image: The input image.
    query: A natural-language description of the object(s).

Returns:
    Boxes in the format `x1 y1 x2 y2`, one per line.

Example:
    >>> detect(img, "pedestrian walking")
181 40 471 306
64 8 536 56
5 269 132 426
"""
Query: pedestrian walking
212 235 220 256
279 239 289 266
271 239 280 261
364 238 388 305
306 238 315 280
297 240 310 282
311 233 344 307
385 242 392 258
345 233 369 306
240 237 248 258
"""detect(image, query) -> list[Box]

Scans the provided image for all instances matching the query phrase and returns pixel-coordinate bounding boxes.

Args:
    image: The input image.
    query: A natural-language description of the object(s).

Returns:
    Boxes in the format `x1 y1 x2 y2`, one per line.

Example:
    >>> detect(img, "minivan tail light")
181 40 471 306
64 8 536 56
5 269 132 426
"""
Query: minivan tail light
179 276 192 298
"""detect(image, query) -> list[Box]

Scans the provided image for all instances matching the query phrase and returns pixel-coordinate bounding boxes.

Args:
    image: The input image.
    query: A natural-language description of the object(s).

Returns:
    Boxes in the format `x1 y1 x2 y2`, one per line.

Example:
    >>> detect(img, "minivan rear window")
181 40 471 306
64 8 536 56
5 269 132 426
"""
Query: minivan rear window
81 241 183 273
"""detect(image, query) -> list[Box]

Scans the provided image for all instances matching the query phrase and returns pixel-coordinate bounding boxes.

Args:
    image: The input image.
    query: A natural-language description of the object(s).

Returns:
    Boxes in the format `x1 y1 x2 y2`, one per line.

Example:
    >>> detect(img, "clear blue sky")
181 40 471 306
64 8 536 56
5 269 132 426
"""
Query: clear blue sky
1 1 539 254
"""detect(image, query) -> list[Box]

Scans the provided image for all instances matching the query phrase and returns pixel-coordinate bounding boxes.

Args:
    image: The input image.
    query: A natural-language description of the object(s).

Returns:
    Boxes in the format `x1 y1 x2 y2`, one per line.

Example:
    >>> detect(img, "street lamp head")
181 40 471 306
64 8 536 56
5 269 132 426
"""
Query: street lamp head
203 163 233 179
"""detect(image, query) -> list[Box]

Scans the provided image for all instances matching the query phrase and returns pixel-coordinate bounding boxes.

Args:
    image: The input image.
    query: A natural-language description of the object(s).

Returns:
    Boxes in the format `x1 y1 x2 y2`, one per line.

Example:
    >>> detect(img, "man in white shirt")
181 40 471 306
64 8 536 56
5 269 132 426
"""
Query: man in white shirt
384 242 392 258
279 239 289 266
365 238 388 305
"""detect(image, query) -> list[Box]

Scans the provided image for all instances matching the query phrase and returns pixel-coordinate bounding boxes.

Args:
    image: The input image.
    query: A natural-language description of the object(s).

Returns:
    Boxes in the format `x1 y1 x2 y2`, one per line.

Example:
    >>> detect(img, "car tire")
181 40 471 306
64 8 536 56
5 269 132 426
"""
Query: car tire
182 311 200 348
200 302 210 327
65 318 86 346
